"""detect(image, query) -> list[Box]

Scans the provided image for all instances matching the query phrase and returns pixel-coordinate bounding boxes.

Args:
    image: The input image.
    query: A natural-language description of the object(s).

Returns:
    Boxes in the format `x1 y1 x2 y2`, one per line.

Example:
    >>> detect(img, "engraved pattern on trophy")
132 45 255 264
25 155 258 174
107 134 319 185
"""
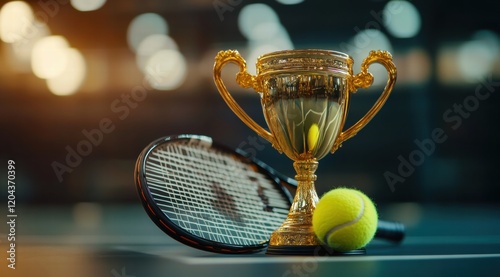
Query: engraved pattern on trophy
262 73 345 161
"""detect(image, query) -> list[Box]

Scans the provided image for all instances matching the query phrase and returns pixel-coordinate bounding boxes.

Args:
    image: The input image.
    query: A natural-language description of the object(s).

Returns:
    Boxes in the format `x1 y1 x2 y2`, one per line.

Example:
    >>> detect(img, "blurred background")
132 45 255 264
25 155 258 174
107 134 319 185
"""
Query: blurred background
1 0 499 209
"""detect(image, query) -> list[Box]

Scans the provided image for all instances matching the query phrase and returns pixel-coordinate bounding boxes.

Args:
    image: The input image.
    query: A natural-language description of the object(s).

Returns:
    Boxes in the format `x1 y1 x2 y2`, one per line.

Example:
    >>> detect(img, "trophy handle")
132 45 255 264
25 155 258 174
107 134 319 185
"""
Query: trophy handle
332 50 397 153
213 50 278 150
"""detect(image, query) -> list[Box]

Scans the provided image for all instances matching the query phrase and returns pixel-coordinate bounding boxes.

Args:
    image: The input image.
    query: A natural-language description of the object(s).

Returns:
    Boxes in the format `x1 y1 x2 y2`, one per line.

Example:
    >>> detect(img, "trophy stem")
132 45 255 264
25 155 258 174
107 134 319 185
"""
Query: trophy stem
267 159 321 254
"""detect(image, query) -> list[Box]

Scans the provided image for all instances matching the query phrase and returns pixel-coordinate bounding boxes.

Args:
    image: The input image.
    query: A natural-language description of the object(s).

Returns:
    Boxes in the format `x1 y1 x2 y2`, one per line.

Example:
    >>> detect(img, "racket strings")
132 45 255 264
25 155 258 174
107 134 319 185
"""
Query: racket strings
150 192 288 231
147 146 286 229
144 141 290 246
149 145 289 206
145 166 290 208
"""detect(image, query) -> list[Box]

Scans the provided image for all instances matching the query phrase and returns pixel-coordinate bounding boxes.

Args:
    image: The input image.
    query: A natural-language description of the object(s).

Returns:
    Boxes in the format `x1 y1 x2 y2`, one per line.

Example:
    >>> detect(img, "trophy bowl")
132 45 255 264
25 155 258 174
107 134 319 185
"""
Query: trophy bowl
213 49 397 255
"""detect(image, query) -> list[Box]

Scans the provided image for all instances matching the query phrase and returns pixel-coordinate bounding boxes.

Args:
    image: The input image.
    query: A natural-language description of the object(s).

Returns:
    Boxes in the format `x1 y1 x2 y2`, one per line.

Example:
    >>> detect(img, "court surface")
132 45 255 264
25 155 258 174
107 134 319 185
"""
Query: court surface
3 203 500 277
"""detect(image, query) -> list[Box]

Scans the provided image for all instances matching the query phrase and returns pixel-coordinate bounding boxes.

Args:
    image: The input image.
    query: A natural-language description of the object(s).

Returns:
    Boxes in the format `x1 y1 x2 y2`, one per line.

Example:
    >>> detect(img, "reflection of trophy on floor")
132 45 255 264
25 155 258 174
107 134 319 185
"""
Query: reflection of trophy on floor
214 49 397 255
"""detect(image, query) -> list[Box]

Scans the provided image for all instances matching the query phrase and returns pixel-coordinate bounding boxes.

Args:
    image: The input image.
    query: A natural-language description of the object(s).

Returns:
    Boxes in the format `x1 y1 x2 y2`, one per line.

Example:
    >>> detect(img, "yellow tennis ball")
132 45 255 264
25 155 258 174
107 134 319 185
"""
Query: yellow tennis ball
307 123 319 151
312 188 378 252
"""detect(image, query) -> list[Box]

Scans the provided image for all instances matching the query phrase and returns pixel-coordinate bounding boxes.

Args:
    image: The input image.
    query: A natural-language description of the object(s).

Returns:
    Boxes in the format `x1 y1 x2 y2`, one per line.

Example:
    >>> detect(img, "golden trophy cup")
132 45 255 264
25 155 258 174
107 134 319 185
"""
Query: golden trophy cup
213 49 397 255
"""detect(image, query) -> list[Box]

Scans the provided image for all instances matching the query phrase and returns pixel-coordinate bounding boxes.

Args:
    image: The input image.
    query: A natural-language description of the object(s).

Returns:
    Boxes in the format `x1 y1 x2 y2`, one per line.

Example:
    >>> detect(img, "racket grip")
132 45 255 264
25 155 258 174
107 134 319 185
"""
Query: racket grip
375 220 405 243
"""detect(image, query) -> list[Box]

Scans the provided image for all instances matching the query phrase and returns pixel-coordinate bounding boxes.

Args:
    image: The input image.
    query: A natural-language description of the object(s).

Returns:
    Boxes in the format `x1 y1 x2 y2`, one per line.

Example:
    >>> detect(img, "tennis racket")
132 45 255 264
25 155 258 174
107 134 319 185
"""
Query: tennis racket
134 134 405 254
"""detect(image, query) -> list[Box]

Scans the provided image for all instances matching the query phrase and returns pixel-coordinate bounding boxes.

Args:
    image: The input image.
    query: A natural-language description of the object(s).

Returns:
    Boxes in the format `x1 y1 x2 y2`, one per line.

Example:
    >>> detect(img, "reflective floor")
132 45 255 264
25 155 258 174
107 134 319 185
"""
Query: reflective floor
4 204 500 277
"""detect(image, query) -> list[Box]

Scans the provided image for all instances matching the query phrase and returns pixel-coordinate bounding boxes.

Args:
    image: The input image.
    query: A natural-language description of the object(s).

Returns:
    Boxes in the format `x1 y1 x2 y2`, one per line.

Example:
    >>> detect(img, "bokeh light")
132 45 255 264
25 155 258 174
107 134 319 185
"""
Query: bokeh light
457 31 499 82
46 48 86 96
144 49 187 91
383 0 421 38
127 13 168 53
397 48 432 84
31 35 69 79
275 0 304 4
70 0 107 12
238 4 281 41
136 34 178 72
0 1 35 43
238 4 294 75
4 21 50 72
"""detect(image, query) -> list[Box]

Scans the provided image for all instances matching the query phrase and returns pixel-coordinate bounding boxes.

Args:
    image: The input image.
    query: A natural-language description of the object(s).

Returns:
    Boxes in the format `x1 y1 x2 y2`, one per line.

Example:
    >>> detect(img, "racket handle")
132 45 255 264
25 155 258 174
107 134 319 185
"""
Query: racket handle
375 220 405 243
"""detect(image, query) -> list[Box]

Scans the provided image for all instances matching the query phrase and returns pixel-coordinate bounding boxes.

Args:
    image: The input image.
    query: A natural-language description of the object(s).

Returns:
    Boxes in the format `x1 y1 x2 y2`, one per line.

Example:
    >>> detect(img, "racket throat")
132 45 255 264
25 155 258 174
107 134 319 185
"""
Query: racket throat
268 160 321 250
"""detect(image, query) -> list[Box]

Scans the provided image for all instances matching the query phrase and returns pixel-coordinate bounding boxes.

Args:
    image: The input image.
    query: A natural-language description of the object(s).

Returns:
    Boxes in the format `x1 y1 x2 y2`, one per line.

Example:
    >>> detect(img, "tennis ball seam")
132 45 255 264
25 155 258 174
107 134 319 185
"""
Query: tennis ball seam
322 193 365 244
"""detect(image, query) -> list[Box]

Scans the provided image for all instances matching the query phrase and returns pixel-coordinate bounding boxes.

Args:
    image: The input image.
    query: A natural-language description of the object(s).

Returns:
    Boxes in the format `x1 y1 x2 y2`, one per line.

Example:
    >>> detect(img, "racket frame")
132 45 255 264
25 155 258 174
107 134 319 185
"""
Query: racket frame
135 134 294 254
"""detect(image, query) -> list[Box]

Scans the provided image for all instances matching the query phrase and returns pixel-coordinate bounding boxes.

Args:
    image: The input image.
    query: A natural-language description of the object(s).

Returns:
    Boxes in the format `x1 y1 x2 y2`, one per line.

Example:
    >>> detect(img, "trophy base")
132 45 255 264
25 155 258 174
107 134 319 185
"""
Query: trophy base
264 160 367 256
266 245 366 256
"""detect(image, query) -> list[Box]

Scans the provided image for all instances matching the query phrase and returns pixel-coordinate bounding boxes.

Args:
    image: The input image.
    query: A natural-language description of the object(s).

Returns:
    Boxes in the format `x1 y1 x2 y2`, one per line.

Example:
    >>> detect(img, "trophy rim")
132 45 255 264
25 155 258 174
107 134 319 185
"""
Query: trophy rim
256 49 353 75
257 49 352 61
